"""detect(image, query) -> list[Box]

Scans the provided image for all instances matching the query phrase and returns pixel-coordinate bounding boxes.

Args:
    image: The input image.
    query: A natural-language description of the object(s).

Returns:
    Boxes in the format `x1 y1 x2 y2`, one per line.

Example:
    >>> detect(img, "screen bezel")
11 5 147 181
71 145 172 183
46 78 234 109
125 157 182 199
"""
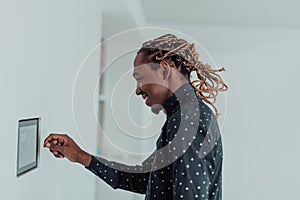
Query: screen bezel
16 117 40 177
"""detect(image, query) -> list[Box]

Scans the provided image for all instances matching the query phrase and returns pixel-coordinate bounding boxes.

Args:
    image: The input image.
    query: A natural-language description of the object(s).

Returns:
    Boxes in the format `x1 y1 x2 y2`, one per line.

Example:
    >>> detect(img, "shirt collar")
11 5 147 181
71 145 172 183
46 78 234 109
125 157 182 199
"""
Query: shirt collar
163 83 196 117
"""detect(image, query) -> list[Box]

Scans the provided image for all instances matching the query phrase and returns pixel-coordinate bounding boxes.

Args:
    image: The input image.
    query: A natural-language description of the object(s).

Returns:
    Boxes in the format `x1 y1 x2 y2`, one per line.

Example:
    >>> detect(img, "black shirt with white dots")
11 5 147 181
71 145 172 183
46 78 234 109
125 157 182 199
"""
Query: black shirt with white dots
86 83 223 200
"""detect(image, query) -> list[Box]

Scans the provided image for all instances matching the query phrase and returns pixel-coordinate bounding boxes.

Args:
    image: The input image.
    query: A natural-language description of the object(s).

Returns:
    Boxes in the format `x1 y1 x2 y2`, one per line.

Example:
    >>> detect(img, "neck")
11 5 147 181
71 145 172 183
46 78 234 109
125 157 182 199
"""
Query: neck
167 77 189 97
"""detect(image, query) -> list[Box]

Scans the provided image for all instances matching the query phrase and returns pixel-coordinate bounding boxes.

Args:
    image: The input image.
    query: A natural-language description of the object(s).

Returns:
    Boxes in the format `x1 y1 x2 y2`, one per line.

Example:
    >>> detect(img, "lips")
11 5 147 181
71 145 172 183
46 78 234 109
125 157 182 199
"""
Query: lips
145 97 151 106
142 92 151 106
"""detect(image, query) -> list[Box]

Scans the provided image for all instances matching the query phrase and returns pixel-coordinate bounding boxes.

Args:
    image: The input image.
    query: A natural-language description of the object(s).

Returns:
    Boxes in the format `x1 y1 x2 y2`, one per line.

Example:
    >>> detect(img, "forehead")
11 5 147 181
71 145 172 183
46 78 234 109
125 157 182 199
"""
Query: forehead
133 52 144 67
133 53 150 76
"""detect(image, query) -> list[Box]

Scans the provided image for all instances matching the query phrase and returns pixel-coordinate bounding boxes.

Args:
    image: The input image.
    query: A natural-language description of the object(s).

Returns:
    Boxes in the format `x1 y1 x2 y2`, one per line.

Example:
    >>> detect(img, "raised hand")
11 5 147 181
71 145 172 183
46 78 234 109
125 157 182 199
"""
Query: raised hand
43 134 92 167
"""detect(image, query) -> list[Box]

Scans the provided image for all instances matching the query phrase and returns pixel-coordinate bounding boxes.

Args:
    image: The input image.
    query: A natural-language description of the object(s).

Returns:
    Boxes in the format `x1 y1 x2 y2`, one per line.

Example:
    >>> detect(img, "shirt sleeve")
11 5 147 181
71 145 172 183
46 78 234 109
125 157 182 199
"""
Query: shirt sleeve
85 154 154 194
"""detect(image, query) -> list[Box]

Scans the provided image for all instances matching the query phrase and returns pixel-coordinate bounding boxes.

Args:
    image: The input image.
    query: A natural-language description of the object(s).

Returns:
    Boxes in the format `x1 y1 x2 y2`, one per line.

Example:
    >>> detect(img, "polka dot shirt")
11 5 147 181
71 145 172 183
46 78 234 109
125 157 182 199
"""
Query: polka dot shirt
86 83 223 200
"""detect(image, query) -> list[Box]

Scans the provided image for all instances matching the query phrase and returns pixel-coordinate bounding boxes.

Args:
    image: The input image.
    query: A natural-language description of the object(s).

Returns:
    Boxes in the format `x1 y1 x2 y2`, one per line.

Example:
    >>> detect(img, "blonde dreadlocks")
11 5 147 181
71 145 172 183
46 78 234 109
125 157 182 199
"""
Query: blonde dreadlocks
137 34 228 118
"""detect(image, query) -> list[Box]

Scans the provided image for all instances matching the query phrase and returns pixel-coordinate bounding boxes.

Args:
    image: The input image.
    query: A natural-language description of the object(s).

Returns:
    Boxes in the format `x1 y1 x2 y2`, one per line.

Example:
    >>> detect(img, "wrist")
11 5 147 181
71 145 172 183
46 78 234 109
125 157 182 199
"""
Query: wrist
78 151 92 167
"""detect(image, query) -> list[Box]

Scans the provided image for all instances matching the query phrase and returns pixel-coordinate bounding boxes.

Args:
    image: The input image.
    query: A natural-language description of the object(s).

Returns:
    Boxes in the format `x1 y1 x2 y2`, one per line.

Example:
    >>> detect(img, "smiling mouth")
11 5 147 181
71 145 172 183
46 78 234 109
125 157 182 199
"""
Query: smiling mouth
142 92 148 100
142 93 151 106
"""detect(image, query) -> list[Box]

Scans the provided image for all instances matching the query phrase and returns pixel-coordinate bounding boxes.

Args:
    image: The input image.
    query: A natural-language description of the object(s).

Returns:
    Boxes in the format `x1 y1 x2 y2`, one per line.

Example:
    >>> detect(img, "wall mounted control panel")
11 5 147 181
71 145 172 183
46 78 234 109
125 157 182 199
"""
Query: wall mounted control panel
16 117 40 177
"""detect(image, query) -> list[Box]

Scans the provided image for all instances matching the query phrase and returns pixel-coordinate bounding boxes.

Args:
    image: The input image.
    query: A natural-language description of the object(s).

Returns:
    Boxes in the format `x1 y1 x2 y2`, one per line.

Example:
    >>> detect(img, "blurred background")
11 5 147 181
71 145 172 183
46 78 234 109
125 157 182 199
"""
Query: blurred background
1 0 300 199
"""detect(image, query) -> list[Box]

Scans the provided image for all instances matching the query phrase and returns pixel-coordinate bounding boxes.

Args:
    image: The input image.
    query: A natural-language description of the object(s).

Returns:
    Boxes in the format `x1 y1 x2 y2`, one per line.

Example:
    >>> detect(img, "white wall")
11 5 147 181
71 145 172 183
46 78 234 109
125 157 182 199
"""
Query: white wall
150 25 300 199
3 1 298 199
0 0 102 199
95 27 148 200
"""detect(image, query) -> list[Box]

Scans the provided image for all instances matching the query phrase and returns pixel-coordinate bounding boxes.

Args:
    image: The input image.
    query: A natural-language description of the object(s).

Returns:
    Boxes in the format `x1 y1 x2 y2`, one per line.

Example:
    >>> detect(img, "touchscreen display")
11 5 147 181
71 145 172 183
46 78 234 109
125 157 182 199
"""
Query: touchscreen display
17 118 40 177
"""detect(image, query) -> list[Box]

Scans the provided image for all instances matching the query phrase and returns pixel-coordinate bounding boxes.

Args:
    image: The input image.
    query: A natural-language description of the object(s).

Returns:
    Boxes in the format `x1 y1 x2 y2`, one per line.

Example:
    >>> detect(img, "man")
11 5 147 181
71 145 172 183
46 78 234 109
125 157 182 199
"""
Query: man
44 34 228 199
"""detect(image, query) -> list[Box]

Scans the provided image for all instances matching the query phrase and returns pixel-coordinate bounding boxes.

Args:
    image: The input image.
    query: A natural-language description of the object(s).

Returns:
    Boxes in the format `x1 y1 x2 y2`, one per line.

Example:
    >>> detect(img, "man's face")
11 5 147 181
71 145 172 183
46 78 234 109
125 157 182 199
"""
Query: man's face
133 54 170 114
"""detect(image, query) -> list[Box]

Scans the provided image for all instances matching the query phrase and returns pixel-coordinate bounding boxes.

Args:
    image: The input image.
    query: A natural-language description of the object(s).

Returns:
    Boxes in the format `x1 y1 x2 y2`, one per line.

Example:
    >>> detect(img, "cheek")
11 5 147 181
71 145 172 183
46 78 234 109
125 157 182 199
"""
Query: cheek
149 85 168 102
143 76 164 87
147 83 162 94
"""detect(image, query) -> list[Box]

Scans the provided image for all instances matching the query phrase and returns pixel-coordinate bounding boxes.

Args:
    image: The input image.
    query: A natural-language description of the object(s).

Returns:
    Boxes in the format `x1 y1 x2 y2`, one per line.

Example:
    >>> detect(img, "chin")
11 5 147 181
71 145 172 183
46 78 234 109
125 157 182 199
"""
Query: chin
151 104 164 114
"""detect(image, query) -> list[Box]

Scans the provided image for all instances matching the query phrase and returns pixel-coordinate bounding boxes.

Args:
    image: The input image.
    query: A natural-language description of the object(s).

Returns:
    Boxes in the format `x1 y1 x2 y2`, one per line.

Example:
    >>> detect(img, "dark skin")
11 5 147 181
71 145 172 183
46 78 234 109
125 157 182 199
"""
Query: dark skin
44 52 189 167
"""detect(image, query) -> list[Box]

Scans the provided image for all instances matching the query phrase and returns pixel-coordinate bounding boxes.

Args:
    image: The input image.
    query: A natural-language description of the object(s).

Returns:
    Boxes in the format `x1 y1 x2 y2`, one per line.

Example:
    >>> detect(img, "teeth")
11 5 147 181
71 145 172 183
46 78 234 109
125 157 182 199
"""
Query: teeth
142 93 148 100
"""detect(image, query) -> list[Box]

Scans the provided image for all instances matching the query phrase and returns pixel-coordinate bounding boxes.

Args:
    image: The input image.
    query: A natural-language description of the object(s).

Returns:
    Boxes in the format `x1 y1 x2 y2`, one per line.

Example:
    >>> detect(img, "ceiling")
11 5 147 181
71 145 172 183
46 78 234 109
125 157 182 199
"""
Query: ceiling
140 0 300 28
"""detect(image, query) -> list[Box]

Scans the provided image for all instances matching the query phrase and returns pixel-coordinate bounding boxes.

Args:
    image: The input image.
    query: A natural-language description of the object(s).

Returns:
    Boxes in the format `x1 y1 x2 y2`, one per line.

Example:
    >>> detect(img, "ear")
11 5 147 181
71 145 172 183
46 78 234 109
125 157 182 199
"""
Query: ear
160 61 170 80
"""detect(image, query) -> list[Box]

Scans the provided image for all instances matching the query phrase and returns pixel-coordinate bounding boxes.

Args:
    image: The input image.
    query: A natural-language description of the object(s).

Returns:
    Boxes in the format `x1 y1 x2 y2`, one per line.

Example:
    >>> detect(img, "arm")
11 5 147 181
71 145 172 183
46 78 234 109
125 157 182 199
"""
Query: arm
86 155 152 194
44 134 151 194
